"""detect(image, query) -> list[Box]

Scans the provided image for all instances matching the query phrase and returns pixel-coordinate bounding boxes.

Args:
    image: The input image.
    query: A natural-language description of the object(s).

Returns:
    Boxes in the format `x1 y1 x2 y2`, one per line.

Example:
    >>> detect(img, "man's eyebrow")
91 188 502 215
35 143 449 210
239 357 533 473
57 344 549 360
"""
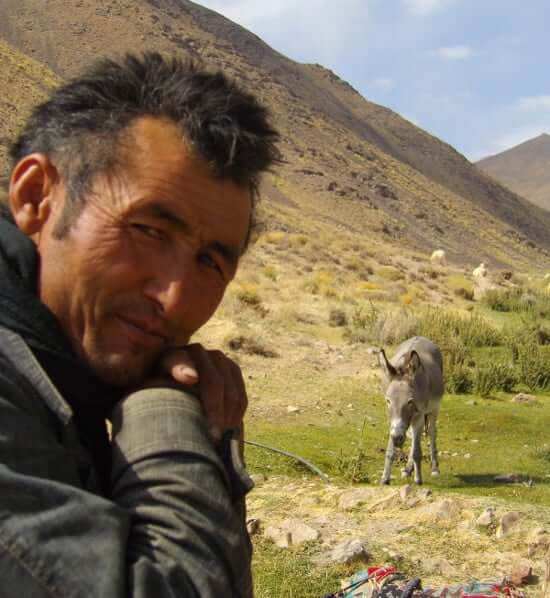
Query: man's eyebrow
208 240 240 267
143 202 241 266
144 202 192 234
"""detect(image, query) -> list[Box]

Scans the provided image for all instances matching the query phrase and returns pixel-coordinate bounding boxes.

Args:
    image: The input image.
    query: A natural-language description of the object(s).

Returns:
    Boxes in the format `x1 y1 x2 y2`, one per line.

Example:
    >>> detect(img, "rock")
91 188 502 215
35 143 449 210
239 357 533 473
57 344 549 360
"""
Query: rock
250 473 267 486
382 547 403 562
464 453 471 459
264 519 320 548
476 507 496 528
544 545 550 597
494 473 521 484
526 528 550 556
323 538 371 565
496 511 521 538
247 518 261 535
400 484 413 502
508 558 533 586
422 557 455 576
418 488 433 501
422 499 460 521
338 488 377 511
287 405 300 413
512 393 537 404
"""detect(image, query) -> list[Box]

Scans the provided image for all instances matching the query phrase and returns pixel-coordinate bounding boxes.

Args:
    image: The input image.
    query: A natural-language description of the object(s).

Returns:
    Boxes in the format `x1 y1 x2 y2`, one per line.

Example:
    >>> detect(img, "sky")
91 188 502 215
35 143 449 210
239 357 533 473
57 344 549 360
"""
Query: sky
196 0 550 161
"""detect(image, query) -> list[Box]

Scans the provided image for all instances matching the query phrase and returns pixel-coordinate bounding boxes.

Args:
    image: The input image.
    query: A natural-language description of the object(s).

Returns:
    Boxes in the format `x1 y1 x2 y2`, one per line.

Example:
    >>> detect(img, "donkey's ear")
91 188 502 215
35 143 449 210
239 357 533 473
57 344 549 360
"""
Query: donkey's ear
406 350 422 376
378 349 398 379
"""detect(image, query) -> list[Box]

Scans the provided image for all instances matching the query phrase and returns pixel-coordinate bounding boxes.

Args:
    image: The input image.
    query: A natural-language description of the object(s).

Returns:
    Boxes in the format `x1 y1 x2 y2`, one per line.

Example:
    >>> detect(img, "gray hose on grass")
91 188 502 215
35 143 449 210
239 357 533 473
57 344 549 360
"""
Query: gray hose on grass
244 440 330 484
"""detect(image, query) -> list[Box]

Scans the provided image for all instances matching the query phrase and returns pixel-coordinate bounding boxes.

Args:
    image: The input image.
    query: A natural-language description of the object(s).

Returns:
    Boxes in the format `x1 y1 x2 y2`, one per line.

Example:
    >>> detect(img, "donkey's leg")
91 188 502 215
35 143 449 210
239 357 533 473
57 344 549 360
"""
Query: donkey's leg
403 439 414 477
410 417 424 485
427 412 440 476
381 435 395 485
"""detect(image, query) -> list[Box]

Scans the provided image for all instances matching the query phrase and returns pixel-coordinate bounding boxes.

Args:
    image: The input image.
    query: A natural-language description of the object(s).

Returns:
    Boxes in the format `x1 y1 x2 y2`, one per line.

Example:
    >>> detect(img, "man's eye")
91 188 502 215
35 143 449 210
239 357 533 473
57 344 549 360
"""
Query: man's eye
199 253 222 273
131 223 164 240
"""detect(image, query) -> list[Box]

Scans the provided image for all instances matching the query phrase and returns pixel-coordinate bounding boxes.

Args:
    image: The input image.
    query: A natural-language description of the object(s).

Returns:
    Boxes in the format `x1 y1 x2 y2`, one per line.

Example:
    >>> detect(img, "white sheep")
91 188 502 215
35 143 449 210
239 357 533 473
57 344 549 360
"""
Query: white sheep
430 249 447 266
473 263 487 279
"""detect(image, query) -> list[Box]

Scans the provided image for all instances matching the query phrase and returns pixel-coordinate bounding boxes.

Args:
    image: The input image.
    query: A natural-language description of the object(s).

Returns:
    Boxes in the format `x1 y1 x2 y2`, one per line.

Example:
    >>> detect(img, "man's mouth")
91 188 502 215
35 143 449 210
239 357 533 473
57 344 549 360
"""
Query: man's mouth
116 314 169 349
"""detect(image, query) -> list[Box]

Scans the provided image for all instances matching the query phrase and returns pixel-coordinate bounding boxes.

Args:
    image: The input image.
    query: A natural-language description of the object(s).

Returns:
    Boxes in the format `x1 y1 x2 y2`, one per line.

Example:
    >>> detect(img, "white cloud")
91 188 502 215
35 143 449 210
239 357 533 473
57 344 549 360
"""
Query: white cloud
517 96 550 111
436 45 473 60
198 0 369 65
370 77 395 91
402 0 457 15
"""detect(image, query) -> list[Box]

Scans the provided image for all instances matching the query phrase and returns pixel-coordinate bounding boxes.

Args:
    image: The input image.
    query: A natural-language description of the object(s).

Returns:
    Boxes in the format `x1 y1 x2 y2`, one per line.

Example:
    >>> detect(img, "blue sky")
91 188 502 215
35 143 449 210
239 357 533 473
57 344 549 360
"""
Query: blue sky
197 0 550 161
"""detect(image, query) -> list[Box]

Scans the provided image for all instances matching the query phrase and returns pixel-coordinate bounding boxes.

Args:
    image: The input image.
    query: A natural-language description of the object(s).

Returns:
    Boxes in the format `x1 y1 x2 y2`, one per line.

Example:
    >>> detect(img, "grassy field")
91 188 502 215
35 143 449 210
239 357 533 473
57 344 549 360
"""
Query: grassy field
192 204 550 597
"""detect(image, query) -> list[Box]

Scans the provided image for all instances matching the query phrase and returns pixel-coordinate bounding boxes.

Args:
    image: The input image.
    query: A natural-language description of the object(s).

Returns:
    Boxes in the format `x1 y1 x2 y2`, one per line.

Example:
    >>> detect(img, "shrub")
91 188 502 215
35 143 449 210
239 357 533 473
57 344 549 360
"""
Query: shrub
454 287 474 301
473 363 517 396
235 282 262 307
483 287 550 318
417 309 502 348
335 448 370 483
445 364 473 394
262 265 278 281
377 309 418 345
329 308 348 327
512 342 550 392
378 266 403 281
226 335 279 358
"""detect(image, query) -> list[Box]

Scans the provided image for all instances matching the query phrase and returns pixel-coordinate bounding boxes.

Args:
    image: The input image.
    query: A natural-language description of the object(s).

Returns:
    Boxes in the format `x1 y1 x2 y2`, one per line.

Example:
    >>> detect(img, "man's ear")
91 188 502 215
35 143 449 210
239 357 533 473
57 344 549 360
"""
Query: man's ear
8 154 59 236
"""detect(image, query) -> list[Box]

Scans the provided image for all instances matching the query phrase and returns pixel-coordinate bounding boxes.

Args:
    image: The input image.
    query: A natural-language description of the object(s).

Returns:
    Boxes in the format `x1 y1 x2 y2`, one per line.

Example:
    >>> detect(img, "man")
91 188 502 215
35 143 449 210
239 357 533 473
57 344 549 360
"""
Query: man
0 52 279 596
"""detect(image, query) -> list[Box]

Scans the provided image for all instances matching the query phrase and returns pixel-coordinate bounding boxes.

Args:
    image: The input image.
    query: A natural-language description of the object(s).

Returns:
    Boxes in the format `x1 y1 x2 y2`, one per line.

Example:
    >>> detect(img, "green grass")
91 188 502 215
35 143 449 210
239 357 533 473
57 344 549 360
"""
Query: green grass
252 538 348 598
245 385 550 505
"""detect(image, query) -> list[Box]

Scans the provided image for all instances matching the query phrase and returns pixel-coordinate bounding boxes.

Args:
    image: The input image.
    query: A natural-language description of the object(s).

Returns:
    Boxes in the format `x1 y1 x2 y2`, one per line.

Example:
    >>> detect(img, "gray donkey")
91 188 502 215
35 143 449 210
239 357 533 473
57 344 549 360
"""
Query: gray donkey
377 336 444 485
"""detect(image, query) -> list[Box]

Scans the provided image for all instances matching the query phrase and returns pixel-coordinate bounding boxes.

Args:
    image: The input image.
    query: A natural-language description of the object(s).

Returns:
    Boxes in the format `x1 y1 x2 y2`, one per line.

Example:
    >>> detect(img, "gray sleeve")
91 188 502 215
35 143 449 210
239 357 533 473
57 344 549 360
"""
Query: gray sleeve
0 375 252 597
110 387 253 598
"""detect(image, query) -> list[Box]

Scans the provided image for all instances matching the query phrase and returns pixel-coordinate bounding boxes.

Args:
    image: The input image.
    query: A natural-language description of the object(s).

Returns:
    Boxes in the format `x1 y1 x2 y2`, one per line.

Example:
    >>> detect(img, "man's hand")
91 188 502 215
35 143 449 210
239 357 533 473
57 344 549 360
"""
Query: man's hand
157 344 248 443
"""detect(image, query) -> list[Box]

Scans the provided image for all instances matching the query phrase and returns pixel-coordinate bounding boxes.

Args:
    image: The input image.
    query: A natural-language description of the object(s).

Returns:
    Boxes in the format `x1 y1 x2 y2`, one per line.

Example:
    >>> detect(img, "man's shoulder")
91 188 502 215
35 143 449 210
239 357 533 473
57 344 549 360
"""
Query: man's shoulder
0 327 71 424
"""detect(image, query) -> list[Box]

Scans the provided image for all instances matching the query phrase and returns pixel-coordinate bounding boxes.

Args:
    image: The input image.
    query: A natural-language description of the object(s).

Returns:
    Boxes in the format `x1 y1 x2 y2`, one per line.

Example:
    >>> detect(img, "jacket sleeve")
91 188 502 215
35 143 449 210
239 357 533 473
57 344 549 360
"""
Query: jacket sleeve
0 375 253 598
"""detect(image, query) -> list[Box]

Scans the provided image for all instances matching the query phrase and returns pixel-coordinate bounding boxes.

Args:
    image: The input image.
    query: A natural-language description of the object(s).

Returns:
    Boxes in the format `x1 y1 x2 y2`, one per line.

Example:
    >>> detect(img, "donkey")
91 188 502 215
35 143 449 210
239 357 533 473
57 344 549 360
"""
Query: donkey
376 336 444 485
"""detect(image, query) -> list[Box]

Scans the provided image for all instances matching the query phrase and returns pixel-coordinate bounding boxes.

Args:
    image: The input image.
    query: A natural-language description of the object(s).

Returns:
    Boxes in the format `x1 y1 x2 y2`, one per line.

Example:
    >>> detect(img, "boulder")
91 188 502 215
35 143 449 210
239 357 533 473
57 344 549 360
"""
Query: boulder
512 393 537 404
338 488 378 511
264 519 320 548
476 507 496 528
421 499 461 521
323 539 371 565
526 528 550 556
496 511 521 539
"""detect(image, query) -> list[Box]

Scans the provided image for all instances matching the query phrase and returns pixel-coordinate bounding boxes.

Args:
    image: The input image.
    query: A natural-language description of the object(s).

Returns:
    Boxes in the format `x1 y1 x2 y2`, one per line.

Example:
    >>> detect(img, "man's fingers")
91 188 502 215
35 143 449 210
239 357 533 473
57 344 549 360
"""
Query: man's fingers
210 352 247 430
185 345 225 440
158 348 199 385
157 343 248 444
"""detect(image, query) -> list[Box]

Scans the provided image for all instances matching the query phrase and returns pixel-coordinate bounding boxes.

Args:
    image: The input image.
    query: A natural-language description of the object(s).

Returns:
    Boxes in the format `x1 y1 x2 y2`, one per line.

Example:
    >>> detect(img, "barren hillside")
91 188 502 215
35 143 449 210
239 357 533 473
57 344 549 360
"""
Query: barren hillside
477 133 550 212
0 0 549 267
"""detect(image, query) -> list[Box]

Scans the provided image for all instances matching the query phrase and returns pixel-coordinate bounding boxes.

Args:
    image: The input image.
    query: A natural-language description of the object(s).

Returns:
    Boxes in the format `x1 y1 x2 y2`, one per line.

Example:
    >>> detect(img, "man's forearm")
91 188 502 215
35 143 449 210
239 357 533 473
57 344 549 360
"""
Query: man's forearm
110 387 253 598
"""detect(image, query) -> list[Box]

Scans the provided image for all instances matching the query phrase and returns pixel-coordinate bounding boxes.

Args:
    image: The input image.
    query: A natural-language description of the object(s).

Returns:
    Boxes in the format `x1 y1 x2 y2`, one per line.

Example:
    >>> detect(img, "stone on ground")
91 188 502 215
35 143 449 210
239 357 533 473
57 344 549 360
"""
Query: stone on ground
264 519 320 548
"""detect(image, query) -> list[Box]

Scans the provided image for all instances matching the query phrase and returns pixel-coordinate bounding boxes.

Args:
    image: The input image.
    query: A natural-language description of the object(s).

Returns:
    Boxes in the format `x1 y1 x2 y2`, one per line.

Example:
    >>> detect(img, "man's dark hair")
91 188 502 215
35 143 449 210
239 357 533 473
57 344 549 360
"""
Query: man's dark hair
10 52 279 236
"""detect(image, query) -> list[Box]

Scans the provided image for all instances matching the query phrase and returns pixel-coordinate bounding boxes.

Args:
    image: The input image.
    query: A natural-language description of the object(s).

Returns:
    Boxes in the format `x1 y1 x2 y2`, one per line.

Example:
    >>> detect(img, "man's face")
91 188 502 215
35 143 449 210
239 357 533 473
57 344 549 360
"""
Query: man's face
34 117 251 386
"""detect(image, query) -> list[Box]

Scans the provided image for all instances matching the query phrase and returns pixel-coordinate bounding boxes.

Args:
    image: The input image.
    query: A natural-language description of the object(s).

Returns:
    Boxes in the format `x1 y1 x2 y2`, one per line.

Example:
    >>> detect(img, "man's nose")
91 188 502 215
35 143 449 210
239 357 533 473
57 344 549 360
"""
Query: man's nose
142 260 192 318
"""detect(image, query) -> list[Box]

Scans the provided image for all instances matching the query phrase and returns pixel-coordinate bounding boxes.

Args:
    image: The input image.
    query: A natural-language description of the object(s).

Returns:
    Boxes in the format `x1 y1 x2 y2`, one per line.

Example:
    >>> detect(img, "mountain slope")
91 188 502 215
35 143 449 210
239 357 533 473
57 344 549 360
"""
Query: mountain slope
0 0 549 267
0 39 60 179
477 133 550 212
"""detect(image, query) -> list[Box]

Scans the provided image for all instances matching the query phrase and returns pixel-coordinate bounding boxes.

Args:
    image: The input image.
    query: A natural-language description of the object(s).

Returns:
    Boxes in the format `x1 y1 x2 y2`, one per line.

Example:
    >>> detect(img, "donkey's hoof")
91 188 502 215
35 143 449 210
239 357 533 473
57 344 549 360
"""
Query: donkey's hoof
380 478 390 486
431 471 440 477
